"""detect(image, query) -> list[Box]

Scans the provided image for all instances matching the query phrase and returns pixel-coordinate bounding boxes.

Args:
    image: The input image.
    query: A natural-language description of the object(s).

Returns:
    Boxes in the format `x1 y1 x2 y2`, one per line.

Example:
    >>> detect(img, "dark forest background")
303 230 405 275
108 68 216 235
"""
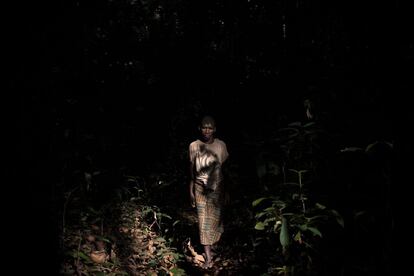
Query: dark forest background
12 0 413 275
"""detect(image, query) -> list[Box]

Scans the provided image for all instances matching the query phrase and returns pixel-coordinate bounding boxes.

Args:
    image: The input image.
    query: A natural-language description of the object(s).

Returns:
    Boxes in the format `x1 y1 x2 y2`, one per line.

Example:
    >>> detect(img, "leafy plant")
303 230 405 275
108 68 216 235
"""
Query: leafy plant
252 120 343 275
253 171 343 275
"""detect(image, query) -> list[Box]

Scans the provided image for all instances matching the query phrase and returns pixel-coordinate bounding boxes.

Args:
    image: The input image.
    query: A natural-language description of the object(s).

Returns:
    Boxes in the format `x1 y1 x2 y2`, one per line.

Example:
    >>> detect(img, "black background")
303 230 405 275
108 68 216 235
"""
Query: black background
12 0 413 274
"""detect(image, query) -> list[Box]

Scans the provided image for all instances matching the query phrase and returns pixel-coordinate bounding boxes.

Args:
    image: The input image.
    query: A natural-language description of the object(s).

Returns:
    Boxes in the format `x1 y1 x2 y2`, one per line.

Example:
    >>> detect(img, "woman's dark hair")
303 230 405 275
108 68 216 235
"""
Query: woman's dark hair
200 115 216 127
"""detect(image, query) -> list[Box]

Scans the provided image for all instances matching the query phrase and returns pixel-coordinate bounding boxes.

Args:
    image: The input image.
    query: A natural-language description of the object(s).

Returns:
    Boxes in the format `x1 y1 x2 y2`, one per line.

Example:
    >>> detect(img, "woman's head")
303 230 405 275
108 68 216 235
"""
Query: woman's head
199 115 216 143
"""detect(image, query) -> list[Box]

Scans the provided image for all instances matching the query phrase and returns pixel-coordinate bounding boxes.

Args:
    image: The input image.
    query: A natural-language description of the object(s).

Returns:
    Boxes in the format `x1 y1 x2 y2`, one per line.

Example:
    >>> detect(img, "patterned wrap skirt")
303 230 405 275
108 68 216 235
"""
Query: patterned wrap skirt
195 183 224 245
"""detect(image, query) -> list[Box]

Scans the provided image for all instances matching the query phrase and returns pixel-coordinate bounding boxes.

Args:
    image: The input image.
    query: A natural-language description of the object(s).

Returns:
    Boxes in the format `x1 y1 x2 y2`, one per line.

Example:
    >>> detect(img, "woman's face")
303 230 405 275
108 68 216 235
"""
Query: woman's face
200 123 215 142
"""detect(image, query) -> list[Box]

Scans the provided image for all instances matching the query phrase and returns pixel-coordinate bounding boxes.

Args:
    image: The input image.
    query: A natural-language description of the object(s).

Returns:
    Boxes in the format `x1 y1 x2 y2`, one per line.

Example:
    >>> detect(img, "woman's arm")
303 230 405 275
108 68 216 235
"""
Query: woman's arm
189 162 195 207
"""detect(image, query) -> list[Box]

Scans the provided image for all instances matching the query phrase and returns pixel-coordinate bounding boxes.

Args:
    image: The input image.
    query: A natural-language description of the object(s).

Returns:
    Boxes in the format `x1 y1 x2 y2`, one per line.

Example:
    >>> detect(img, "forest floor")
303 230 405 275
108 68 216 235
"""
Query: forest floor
59 172 269 276
58 151 391 276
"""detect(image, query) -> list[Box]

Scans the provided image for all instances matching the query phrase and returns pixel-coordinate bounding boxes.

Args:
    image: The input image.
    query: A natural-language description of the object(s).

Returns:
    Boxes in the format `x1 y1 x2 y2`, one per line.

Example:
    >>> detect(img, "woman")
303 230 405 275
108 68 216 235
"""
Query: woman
189 115 229 269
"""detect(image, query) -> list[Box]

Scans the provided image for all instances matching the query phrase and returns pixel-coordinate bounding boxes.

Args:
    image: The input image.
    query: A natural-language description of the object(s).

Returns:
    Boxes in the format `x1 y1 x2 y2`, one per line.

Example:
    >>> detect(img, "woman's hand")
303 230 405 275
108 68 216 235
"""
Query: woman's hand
189 180 196 208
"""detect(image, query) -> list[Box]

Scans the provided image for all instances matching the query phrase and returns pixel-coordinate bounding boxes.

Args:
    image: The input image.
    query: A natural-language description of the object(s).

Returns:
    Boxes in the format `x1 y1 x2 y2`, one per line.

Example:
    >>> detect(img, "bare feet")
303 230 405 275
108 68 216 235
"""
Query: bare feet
202 259 213 269
202 245 214 269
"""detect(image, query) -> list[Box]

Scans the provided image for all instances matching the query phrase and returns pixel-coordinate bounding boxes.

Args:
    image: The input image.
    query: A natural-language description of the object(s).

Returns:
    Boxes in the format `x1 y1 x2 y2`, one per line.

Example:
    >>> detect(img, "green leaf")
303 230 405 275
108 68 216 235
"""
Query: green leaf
73 251 91 262
264 206 276 212
281 212 295 216
288 121 302 127
315 203 326 209
294 231 302 241
365 142 378 153
170 267 187 276
255 222 266 230
273 200 287 209
156 237 166 242
307 227 322 237
273 221 281 232
330 209 344 227
252 197 268 207
341 147 363 152
306 215 326 222
264 217 276 224
280 217 290 249
298 224 307 231
303 121 316 128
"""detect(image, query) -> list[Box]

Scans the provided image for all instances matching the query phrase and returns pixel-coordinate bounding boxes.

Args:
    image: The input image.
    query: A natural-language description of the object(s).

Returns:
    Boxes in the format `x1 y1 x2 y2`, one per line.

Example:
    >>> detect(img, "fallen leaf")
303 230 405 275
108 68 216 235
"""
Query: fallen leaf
90 250 108 264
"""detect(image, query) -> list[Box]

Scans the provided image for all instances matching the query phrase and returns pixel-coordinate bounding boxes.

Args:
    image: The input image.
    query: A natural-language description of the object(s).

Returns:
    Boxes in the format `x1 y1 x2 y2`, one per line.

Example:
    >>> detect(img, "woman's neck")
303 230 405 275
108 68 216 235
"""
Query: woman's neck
201 137 215 144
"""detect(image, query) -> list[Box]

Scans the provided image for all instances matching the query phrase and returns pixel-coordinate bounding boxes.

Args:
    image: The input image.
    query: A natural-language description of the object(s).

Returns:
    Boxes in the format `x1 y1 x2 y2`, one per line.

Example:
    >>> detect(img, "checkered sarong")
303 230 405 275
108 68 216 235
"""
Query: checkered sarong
195 183 224 245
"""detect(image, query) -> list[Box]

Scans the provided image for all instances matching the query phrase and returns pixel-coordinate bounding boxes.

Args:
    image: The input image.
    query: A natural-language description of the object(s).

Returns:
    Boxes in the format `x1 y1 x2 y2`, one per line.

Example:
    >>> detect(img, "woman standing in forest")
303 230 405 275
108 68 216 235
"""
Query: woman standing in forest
188 115 229 269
